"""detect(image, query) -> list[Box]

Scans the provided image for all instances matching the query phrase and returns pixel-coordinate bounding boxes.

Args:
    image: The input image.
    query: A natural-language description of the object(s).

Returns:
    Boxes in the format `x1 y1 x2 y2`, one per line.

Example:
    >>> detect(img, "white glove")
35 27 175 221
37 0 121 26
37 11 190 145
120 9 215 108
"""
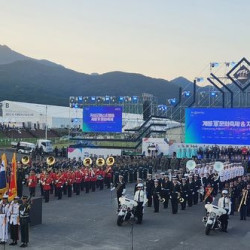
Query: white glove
122 189 126 195
110 187 115 191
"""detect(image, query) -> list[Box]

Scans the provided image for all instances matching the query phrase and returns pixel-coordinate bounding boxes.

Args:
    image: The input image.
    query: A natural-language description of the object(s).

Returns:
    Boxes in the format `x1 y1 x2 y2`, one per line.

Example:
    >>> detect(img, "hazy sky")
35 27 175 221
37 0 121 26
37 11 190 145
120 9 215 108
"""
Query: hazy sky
0 0 249 81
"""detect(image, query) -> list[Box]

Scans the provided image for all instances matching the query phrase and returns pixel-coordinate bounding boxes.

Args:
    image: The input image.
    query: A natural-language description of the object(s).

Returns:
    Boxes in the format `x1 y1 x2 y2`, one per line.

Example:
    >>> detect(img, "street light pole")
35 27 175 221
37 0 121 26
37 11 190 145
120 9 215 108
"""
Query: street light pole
45 105 48 139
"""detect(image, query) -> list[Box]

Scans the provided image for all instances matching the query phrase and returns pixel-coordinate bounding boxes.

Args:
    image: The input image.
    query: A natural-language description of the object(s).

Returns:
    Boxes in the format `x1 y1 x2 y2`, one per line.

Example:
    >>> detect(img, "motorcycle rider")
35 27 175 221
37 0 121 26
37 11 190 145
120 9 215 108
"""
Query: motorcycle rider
134 183 147 224
115 175 126 209
218 190 231 232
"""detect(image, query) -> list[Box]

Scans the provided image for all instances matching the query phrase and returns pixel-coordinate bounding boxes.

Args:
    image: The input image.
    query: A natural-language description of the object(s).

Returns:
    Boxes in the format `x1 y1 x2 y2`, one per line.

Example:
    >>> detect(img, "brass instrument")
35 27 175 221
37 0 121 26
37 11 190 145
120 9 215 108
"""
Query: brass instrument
238 190 248 212
46 156 55 166
177 192 184 203
96 158 105 167
157 193 165 203
21 156 30 165
106 156 115 166
83 157 92 167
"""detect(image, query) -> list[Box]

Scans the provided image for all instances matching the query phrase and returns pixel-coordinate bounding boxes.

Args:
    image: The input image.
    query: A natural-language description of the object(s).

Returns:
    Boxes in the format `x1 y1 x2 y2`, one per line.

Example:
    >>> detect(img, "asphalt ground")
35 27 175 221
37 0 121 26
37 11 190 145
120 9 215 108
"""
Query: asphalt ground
0 149 249 250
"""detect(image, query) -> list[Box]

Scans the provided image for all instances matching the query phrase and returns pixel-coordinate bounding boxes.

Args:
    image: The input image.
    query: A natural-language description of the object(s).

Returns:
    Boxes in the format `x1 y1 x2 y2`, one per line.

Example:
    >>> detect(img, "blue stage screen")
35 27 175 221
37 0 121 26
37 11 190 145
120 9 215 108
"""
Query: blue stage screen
83 106 122 132
185 108 250 145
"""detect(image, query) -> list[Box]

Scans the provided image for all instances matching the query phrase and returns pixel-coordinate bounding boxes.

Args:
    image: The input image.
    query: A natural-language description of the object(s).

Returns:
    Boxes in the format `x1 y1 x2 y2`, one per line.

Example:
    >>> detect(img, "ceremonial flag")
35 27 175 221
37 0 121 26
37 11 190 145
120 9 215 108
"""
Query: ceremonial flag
0 153 8 198
8 153 17 201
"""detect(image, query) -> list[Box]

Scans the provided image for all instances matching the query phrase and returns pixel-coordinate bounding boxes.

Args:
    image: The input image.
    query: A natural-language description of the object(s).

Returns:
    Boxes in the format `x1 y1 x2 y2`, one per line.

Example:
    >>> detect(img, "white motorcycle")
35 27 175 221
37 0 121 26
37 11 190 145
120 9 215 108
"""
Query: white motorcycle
117 196 138 226
202 204 227 235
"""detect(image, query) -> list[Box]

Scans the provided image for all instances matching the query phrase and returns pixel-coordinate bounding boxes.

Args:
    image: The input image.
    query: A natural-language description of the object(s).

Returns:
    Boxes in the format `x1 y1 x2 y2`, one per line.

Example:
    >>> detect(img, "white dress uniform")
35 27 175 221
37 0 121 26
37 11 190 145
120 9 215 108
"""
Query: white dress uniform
218 196 231 214
0 202 10 242
9 202 20 225
134 190 147 206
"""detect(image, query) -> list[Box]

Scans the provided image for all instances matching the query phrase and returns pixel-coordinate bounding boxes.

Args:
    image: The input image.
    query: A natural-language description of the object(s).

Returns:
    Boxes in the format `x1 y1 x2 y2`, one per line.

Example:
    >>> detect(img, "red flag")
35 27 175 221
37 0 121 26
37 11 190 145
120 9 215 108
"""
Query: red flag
8 153 17 201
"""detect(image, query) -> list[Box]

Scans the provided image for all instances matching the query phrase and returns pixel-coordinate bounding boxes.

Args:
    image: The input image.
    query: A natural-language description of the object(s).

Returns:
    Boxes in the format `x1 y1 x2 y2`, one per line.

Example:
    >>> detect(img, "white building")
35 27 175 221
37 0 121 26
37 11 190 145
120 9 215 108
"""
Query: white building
0 100 144 130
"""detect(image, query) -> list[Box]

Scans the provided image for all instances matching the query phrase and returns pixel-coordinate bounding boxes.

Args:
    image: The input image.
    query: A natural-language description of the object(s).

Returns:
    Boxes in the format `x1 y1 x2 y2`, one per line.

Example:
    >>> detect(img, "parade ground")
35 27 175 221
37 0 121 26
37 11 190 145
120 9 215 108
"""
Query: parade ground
2 183 249 250
0 150 249 250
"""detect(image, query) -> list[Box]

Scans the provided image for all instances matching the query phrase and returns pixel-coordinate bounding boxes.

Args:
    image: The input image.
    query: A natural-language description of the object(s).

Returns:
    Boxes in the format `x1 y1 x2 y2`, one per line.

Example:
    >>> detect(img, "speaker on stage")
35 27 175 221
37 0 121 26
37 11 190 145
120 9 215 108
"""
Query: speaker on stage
143 100 151 120
30 197 42 226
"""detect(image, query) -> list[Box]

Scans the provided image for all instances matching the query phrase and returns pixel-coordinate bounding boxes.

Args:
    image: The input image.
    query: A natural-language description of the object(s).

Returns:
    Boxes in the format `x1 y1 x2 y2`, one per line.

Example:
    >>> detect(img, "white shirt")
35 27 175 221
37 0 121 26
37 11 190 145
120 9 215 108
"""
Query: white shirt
218 196 231 214
134 190 147 206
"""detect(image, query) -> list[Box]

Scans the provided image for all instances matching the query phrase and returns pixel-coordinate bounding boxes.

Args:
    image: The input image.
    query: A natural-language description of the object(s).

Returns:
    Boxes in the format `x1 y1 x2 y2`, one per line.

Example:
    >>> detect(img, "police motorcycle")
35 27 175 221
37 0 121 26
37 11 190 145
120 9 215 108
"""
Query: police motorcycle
117 196 138 226
202 204 227 235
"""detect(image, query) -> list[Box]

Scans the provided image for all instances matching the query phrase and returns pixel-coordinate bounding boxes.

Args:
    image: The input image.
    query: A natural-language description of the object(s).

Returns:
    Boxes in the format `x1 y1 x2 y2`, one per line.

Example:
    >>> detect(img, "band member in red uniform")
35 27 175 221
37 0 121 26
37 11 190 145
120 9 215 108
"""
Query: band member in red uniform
98 167 105 190
55 170 64 200
80 168 85 191
39 170 46 196
67 170 75 197
105 167 112 189
42 173 52 203
75 168 82 195
90 168 97 192
62 170 68 195
49 170 56 195
28 169 37 197
85 170 91 193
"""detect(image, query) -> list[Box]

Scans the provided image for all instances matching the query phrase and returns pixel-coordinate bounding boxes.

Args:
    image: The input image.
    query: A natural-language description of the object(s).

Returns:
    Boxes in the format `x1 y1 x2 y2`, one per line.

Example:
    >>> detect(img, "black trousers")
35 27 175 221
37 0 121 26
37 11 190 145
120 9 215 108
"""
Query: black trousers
63 184 67 195
40 184 44 196
68 185 72 197
153 195 159 212
171 198 178 214
17 182 23 198
220 213 228 231
10 224 18 242
80 181 84 191
136 202 143 223
85 182 90 193
147 193 152 207
44 190 50 203
91 181 96 192
163 194 170 209
56 187 62 199
50 184 54 194
75 183 81 195
99 180 104 190
20 218 29 244
193 192 198 205
106 177 111 188
188 193 193 207
181 196 187 210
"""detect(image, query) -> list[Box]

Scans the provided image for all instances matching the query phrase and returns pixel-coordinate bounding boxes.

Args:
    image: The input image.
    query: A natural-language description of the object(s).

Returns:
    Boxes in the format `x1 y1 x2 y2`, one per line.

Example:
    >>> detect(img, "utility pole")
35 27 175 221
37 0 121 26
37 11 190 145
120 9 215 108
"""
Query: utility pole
45 105 48 139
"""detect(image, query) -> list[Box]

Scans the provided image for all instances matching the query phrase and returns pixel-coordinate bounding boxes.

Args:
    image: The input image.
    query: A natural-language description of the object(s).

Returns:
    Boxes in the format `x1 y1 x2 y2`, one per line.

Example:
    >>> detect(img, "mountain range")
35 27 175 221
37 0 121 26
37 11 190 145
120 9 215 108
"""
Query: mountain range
0 45 194 106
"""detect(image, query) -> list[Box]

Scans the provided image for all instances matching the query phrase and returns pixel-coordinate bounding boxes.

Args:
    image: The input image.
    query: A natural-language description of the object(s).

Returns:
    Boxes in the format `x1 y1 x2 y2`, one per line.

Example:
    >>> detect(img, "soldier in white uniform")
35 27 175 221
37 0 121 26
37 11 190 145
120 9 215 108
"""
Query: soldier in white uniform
9 196 20 245
134 183 147 224
0 194 10 244
218 190 231 232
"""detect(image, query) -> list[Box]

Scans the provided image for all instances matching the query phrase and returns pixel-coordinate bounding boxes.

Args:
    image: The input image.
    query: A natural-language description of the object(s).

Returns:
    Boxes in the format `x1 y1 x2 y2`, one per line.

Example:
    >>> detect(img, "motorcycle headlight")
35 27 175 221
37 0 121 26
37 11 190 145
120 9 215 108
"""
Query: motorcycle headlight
210 212 216 218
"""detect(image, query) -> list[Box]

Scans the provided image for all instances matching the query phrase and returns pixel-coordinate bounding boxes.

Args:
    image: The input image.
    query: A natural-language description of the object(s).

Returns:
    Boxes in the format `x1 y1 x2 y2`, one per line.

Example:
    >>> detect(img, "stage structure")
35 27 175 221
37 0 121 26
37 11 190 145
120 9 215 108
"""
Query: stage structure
165 57 250 143
166 57 250 123
68 93 168 136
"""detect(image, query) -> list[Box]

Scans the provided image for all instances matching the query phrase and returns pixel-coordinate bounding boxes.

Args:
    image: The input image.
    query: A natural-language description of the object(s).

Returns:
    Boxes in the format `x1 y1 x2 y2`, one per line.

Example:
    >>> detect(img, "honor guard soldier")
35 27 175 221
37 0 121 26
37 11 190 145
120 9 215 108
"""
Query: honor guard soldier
170 177 181 214
218 190 231 232
146 174 154 207
19 196 31 247
55 170 64 200
0 194 10 244
152 179 161 213
161 175 172 209
9 196 20 245
134 183 147 224
115 175 126 209
193 174 201 205
28 169 37 197
180 177 189 210
187 175 194 207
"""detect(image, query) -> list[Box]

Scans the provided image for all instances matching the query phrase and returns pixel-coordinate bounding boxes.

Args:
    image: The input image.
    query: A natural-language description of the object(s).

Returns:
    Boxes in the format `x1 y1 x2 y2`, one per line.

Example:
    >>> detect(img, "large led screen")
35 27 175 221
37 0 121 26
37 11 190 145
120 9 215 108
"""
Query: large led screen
185 108 250 145
83 106 122 133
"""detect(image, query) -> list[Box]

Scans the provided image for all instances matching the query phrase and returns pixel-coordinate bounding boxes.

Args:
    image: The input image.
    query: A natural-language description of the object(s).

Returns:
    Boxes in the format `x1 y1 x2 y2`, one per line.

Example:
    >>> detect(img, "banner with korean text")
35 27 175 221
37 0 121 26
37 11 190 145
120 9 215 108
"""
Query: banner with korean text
185 108 250 145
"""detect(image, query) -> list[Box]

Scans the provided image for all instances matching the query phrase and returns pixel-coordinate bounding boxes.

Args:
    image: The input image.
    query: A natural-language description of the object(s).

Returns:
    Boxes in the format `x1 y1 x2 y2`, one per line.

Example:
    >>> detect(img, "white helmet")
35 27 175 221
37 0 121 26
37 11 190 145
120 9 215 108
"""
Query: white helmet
137 183 143 188
222 190 228 194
